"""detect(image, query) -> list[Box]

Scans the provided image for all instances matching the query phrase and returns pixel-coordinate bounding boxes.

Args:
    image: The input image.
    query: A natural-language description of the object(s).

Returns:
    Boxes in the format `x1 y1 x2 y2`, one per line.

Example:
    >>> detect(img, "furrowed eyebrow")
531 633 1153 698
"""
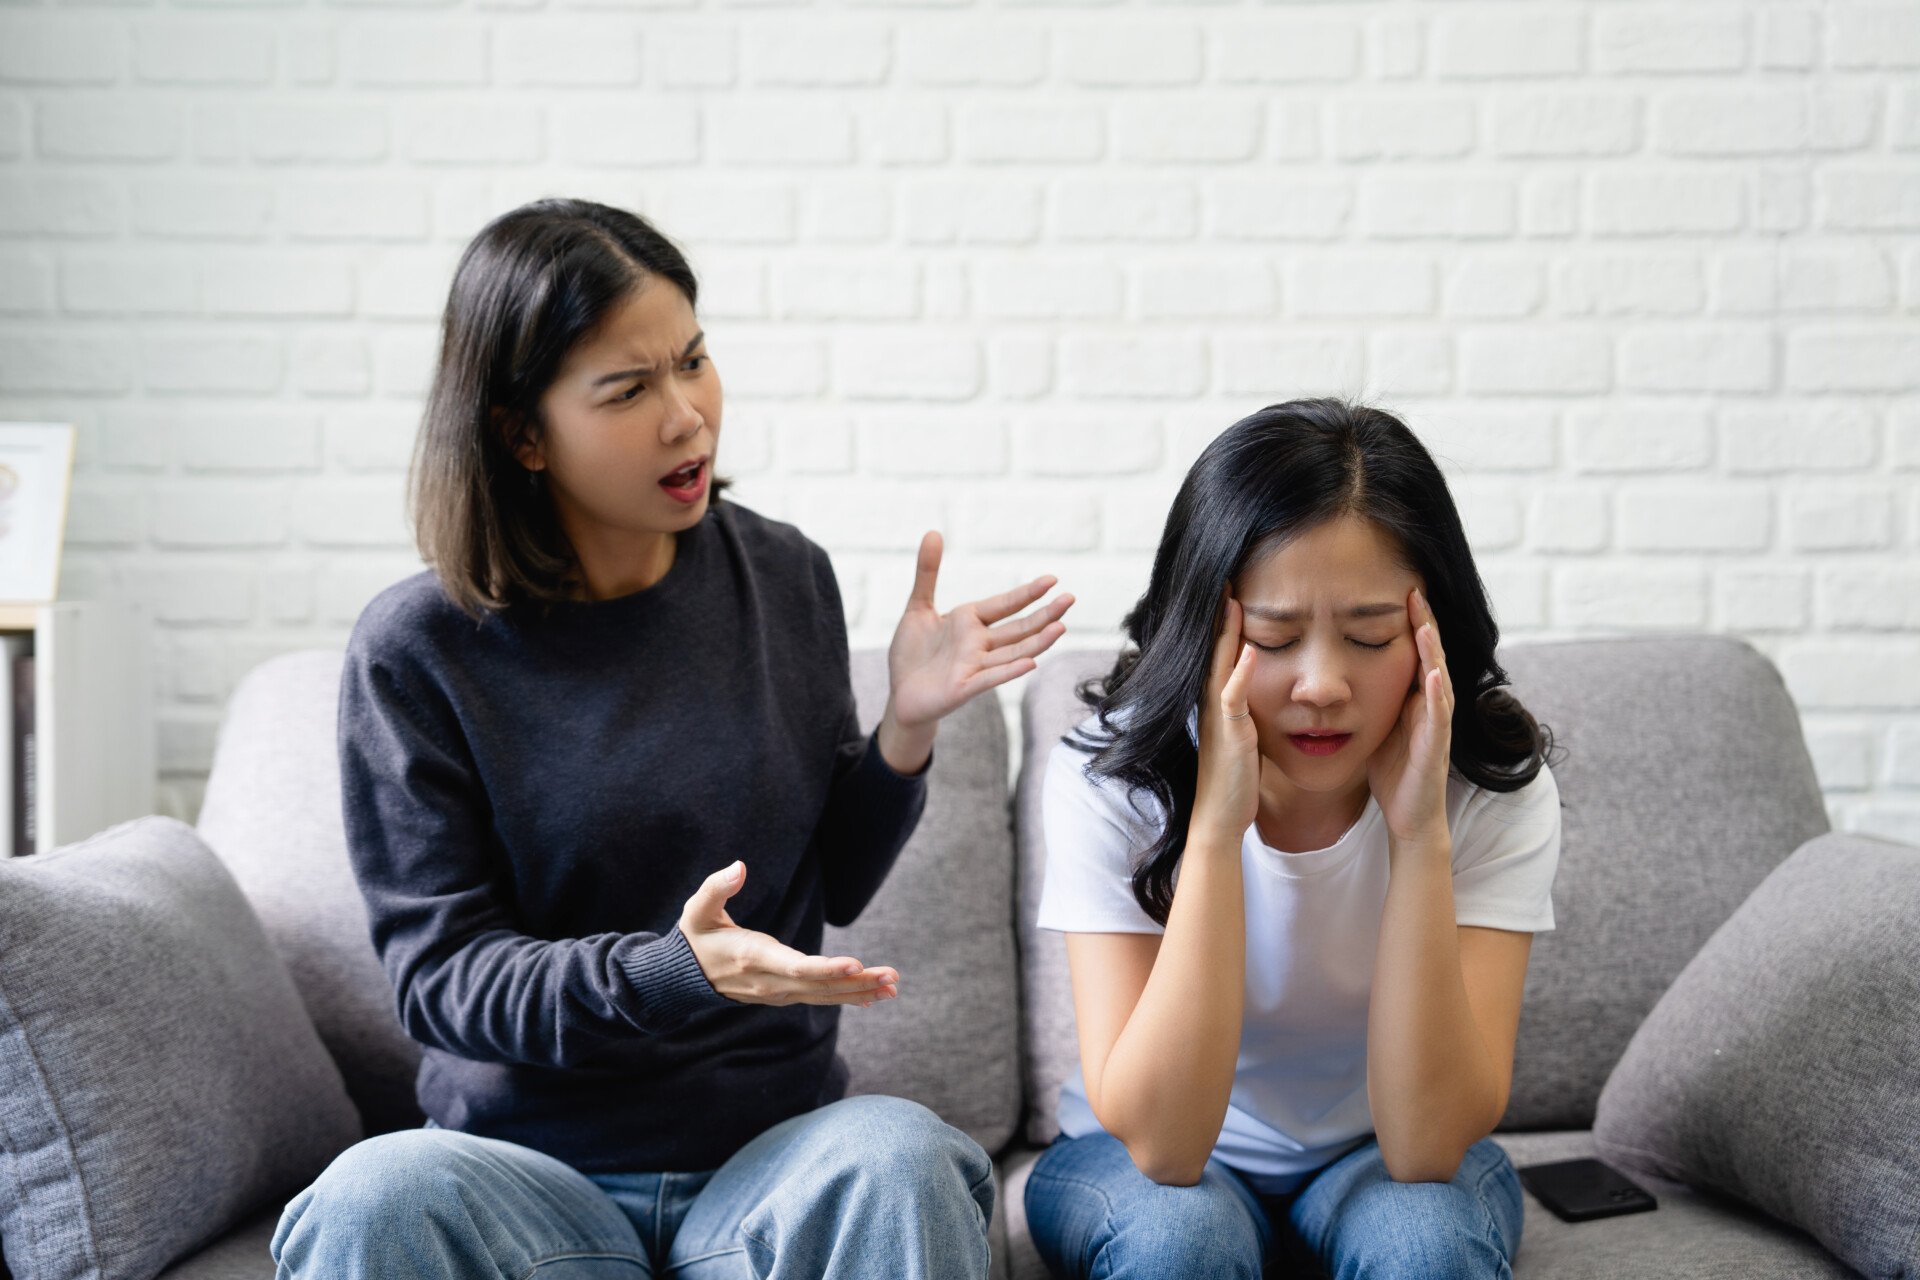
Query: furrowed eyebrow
589 331 705 388
1241 602 1405 623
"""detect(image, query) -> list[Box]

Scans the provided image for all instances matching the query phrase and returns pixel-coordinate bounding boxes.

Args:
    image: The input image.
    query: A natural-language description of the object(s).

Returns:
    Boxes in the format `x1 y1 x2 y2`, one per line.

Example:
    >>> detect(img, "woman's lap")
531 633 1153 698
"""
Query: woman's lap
1024 1132 1522 1280
272 1095 992 1280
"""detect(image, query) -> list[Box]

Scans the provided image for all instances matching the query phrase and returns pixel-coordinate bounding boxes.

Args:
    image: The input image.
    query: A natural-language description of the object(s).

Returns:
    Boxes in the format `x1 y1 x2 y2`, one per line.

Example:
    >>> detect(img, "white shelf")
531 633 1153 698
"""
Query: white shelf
0 600 154 855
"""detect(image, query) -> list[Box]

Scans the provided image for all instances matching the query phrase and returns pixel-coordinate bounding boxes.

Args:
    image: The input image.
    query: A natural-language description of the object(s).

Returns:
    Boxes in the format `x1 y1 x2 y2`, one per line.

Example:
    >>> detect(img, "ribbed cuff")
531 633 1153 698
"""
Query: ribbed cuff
614 926 727 1034
865 726 935 783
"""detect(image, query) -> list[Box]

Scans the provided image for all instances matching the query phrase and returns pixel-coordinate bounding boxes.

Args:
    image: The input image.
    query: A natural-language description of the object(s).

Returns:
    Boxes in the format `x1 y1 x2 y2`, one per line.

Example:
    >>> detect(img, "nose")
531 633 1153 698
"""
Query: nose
659 376 704 444
1291 647 1351 708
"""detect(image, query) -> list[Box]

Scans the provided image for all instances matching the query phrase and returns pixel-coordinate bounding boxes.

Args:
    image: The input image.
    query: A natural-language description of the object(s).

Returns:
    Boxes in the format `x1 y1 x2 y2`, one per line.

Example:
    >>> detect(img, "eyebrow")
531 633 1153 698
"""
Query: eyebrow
589 331 705 388
1241 602 1405 623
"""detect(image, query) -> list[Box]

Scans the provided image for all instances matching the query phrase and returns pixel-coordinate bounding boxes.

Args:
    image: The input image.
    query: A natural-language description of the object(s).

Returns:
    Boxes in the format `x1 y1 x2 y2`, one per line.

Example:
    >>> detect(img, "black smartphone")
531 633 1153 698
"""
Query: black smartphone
1518 1157 1658 1223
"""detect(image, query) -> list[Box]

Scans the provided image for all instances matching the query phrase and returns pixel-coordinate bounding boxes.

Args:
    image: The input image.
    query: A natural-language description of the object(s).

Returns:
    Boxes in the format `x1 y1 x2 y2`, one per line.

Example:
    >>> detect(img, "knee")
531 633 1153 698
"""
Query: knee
1122 1183 1263 1277
273 1130 452 1269
280 1129 486 1240
814 1096 991 1206
1028 1139 1263 1280
1320 1173 1510 1279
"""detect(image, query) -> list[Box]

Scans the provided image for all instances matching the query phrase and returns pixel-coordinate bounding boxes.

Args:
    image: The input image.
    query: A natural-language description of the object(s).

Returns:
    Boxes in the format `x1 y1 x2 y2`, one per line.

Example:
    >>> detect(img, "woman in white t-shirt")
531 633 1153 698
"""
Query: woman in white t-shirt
1027 400 1561 1279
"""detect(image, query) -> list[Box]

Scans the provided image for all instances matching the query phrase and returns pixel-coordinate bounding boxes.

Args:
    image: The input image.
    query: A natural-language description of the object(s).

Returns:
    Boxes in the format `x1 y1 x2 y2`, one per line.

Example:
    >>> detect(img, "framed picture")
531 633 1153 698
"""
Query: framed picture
0 423 76 604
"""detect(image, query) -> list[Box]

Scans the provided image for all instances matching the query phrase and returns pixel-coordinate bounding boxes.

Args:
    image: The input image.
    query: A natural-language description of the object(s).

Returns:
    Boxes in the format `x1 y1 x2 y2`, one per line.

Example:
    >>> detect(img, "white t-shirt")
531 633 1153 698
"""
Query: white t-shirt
1035 714 1561 1194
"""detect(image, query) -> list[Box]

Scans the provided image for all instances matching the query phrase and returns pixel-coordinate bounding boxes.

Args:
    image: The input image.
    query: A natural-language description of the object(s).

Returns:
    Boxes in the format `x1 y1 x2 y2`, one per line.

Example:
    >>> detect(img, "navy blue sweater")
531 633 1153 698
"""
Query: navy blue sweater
337 501 928 1173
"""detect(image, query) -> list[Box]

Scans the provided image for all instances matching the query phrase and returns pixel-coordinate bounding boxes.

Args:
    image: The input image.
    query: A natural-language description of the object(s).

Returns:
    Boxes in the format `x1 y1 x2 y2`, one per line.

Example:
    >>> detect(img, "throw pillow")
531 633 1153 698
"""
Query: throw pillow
0 817 362 1280
1594 831 1920 1280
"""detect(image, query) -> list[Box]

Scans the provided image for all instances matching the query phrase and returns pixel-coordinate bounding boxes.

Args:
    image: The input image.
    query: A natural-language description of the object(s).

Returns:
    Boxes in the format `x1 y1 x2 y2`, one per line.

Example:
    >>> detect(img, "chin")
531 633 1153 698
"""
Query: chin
1277 763 1364 794
660 493 711 525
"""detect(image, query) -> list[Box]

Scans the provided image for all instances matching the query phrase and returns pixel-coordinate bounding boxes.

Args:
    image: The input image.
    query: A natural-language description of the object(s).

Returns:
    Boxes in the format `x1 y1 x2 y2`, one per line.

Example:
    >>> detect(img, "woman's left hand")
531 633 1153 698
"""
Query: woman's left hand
879 531 1074 771
1367 587 1454 846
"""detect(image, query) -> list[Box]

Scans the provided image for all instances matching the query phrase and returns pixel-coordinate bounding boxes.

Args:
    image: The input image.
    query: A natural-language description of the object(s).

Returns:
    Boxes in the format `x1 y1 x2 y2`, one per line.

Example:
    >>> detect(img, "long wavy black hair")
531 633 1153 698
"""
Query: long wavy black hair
1072 399 1554 926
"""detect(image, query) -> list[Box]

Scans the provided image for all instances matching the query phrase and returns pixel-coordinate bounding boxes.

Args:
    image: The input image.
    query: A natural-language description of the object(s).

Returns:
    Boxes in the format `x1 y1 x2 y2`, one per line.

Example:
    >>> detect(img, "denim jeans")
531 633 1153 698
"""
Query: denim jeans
271 1095 995 1279
1024 1131 1523 1280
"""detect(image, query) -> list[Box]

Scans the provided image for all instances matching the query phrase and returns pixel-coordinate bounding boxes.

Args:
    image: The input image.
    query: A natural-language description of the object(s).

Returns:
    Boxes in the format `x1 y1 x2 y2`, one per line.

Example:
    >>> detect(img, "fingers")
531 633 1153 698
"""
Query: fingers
748 937 902 1005
1409 590 1453 729
984 592 1075 648
1207 591 1244 696
987 619 1066 668
1220 639 1256 719
972 574 1058 626
1412 588 1451 696
957 657 1039 702
1414 588 1446 665
906 531 943 611
682 859 746 929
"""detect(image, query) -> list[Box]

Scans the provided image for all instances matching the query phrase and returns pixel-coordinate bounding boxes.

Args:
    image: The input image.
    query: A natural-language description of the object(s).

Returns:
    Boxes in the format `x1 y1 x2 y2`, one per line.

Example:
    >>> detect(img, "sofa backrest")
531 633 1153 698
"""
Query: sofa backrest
195 647 1024 1154
1014 636 1830 1143
834 651 1022 1153
197 650 425 1135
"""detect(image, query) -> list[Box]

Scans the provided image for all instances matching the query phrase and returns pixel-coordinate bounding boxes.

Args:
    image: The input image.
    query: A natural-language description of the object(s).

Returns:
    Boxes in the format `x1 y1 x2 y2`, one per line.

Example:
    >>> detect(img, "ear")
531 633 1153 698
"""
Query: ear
492 406 544 473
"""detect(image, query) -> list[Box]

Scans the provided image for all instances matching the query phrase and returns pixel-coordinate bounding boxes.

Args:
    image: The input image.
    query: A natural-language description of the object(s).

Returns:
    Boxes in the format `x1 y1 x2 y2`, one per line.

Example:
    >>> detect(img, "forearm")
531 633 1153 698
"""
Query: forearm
390 924 721 1067
816 724 930 926
1366 834 1502 1181
1088 830 1246 1184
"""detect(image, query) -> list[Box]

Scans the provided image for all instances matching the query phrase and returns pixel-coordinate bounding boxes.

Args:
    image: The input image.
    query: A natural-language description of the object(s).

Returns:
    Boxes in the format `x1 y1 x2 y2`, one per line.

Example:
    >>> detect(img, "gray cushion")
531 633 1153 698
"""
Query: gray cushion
1497 636 1829 1128
1496 1132 1855 1279
196 650 424 1136
1013 637 1831 1145
827 650 1022 1155
153 1213 276 1280
0 818 361 1280
1594 832 1920 1280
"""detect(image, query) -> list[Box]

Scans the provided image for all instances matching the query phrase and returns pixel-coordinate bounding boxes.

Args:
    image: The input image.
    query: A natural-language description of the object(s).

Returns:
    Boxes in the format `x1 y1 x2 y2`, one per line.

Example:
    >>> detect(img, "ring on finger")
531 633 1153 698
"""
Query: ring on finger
1224 709 1251 721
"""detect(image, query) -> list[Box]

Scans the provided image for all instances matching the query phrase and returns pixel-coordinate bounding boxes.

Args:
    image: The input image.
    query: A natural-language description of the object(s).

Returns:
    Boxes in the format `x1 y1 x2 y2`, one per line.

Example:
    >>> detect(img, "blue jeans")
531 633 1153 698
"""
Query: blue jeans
271 1095 995 1279
1025 1132 1522 1280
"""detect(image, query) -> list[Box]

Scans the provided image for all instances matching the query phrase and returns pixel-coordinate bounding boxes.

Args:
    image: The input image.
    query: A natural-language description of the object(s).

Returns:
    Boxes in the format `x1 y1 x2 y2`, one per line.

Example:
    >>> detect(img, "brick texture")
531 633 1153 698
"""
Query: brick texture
0 2 1914 838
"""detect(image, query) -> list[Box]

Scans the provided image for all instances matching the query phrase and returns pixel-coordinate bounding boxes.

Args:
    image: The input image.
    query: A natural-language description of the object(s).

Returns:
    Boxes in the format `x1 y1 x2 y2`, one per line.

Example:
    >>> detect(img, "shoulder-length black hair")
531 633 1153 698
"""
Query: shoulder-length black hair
410 197 729 618
1073 399 1553 926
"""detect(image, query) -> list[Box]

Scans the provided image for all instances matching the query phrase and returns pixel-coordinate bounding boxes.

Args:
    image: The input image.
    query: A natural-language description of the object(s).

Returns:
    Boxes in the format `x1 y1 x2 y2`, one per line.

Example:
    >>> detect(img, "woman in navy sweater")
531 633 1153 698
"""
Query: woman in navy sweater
271 198 1072 1280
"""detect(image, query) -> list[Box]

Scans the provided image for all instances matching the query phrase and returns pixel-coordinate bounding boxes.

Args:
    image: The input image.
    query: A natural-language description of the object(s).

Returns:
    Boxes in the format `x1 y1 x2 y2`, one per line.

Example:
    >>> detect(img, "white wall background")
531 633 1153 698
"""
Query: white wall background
1 0 1917 838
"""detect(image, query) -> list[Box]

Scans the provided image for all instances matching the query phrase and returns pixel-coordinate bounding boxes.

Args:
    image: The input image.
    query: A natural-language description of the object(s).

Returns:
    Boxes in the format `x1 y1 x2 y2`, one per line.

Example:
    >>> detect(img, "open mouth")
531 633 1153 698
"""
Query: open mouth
1287 732 1353 757
659 457 708 504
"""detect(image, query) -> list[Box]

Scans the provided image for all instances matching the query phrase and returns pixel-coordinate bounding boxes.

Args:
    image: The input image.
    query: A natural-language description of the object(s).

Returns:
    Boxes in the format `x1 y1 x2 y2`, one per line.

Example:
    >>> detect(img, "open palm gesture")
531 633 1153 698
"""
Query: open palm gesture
886 531 1074 734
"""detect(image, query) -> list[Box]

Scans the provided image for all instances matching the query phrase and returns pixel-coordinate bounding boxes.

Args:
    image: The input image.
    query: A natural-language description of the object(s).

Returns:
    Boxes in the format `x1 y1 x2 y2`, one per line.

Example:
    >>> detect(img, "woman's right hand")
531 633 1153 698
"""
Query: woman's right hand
1190 591 1260 848
678 861 899 1007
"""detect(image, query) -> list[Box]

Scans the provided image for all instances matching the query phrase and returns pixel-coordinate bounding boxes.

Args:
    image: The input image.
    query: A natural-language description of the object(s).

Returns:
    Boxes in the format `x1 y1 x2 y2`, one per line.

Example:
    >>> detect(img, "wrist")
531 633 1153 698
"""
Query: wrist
1185 817 1246 855
877 701 936 775
1387 825 1450 861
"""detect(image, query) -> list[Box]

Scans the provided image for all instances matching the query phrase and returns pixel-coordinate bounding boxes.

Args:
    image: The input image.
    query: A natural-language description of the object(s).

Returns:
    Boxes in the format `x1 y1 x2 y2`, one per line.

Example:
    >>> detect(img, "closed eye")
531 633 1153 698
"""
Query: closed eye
1248 638 1394 653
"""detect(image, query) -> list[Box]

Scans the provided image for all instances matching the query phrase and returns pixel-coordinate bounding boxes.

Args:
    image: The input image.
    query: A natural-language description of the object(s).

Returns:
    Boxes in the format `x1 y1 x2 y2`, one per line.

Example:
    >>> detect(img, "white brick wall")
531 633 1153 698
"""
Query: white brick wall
2 1 1916 845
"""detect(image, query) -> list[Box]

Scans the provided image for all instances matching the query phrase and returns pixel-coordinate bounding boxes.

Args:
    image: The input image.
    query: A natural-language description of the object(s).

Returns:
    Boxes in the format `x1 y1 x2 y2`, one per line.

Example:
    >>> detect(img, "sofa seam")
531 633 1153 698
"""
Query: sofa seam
0 966 107 1276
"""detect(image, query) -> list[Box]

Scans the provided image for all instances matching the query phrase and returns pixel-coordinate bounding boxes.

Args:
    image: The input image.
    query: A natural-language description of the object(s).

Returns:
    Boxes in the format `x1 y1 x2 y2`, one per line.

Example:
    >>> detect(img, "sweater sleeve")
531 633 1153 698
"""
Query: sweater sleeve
807 547 931 927
337 644 728 1068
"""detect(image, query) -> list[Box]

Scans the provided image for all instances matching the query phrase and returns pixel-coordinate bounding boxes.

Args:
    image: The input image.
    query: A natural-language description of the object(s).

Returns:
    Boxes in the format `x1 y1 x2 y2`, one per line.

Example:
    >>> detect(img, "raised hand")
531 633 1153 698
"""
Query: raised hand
679 861 898 1007
1191 590 1260 847
878 531 1074 770
1366 587 1455 844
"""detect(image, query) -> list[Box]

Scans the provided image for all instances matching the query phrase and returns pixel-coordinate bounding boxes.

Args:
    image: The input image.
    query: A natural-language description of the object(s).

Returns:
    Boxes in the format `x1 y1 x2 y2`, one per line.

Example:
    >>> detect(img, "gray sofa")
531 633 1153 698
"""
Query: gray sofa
1 635 1899 1278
